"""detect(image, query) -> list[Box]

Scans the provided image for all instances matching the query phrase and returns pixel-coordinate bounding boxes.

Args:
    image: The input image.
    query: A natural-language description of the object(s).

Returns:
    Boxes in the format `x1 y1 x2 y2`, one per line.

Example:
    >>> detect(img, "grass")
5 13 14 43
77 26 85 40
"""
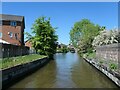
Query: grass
0 54 47 70
109 63 118 70
85 52 96 59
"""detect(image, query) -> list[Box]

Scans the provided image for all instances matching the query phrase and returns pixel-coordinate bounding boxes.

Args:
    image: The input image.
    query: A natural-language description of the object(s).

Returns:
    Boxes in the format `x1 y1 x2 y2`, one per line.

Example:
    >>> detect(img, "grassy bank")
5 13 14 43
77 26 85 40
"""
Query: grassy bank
0 54 47 70
84 52 96 59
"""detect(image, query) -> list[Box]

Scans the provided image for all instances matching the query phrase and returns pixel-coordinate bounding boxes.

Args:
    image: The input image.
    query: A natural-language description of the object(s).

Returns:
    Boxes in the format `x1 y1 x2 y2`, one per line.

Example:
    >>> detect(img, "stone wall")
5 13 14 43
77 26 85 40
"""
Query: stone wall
84 58 120 87
96 43 120 73
96 43 120 63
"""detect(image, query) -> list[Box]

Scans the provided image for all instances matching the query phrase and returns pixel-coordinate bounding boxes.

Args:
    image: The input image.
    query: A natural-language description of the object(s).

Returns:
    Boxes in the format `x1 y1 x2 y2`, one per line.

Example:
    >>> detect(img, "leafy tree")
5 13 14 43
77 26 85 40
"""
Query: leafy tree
70 19 103 55
61 45 68 53
92 28 120 47
69 19 92 47
26 16 58 59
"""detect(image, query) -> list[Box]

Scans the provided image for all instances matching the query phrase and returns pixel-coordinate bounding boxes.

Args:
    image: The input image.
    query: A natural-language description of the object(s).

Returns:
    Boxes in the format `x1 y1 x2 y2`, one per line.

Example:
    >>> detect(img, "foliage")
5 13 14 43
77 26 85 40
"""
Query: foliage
56 44 68 53
26 16 58 59
61 45 68 53
99 61 104 64
109 63 118 70
70 19 104 55
56 49 63 53
92 29 120 47
85 52 96 59
0 54 46 69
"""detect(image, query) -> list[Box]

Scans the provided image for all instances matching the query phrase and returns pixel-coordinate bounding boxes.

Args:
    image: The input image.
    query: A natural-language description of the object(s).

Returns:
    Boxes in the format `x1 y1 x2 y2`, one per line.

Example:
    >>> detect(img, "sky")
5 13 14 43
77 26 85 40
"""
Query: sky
1 0 119 2
2 2 118 45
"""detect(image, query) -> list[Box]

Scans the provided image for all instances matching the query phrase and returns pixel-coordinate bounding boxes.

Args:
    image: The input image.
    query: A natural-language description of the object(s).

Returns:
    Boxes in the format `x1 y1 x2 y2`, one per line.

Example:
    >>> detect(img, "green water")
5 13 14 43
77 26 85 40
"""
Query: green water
10 52 118 88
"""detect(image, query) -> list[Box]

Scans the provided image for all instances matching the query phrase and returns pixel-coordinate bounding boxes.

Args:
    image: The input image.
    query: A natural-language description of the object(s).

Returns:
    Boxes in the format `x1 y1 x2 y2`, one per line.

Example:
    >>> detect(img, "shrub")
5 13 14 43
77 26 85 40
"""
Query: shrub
99 61 103 64
92 28 120 47
109 63 118 70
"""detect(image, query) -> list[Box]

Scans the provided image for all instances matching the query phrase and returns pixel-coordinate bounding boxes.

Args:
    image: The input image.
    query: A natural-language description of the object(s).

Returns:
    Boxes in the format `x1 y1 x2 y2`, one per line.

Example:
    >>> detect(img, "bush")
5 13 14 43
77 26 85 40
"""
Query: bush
109 63 118 70
99 61 103 64
92 29 119 47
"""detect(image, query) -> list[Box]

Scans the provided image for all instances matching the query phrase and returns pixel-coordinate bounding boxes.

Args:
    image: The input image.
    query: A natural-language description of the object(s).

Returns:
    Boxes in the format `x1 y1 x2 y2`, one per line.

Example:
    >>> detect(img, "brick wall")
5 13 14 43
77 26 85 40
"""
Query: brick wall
0 20 24 46
0 43 29 58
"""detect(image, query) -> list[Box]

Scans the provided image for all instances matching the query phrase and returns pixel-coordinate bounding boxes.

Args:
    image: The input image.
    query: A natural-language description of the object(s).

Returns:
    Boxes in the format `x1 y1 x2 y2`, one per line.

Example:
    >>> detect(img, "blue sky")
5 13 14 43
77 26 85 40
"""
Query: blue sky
2 2 118 45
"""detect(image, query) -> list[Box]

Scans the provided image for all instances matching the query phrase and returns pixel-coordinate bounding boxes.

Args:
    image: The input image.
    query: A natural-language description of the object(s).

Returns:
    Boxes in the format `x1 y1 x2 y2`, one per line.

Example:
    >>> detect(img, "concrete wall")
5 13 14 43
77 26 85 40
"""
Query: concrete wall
96 43 120 63
1 57 49 89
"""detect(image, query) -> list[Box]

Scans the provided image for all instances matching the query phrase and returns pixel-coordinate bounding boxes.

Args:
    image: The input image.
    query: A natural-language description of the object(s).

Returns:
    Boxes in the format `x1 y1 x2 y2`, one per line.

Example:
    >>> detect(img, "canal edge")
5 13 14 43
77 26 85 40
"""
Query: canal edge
83 58 120 88
1 56 50 89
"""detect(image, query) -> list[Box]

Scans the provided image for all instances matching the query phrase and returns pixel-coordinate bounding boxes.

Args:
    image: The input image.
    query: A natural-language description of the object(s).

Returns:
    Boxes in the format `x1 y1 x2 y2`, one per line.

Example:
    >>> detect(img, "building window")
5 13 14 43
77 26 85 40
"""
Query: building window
15 33 18 39
9 32 13 38
0 32 2 38
10 21 17 26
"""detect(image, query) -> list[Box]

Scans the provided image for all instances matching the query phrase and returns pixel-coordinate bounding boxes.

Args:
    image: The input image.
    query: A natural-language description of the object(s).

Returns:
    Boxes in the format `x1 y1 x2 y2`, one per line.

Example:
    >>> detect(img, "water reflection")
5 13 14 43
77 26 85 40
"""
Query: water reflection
10 52 118 88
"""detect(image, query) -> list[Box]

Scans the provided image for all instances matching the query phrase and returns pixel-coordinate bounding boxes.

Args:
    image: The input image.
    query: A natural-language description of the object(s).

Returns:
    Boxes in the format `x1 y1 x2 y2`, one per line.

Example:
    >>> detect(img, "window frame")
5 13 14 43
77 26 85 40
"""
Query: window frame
15 33 18 39
10 21 17 26
9 32 13 38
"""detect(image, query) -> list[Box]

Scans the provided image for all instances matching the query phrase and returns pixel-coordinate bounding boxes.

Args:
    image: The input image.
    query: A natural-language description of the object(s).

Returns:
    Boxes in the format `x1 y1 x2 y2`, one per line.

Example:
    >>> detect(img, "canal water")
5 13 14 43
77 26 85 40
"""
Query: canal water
10 52 118 88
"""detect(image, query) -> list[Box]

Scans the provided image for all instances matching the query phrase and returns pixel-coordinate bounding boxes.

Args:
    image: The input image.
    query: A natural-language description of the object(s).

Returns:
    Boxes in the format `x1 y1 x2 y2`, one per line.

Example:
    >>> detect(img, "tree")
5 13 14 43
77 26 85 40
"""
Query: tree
70 19 103 55
61 45 68 53
26 16 58 59
92 28 120 47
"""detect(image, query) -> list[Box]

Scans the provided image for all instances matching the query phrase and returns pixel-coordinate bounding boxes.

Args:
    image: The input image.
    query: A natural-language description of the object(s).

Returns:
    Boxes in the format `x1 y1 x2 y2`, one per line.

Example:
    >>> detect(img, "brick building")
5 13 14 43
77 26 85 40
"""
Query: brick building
25 39 36 54
25 39 32 49
0 14 25 46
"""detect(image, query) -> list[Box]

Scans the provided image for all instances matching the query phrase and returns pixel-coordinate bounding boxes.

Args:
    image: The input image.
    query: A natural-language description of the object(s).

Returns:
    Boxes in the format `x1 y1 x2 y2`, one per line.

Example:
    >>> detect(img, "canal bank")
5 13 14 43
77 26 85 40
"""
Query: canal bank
9 53 118 88
1 56 49 89
83 58 120 87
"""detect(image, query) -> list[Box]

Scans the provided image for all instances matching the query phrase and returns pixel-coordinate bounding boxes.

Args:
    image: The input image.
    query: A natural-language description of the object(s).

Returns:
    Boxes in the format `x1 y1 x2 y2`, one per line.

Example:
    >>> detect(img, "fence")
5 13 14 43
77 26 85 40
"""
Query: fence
29 49 36 54
0 43 29 58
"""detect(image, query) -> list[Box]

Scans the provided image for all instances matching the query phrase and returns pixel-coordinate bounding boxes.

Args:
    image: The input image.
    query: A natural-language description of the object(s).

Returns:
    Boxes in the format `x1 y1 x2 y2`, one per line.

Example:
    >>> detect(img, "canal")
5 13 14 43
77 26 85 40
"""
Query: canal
10 52 118 88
